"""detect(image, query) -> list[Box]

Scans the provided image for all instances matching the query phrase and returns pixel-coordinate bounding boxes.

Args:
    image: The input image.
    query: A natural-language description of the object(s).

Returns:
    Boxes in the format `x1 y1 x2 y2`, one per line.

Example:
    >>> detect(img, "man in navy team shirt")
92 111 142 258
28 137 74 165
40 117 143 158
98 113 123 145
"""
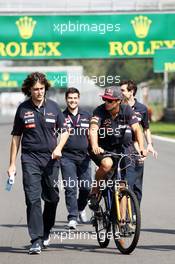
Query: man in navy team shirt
60 87 91 230
88 86 147 210
7 72 69 254
120 80 157 205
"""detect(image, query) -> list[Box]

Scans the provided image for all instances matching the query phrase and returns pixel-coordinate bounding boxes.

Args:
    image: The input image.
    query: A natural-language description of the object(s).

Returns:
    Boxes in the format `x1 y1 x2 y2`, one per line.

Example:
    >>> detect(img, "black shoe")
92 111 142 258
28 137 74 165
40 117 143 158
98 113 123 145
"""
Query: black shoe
90 216 97 226
29 239 42 255
88 194 99 212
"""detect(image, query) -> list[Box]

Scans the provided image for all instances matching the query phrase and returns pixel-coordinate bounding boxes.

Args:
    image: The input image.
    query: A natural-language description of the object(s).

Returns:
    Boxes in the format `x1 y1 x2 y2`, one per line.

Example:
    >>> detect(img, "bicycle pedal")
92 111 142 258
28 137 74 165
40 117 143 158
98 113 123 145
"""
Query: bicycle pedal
95 211 102 218
90 216 97 226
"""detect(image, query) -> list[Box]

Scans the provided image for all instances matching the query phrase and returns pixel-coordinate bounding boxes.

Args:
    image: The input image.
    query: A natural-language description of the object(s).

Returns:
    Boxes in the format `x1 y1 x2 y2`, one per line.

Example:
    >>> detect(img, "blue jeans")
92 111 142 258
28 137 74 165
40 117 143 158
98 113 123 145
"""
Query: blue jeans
124 159 144 205
60 155 91 221
133 161 144 205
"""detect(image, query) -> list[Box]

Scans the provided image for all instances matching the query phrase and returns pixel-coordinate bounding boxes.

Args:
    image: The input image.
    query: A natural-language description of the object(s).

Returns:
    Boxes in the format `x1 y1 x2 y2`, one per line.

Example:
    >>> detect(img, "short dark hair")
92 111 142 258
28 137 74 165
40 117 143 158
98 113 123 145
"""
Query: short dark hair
21 72 51 97
65 87 80 99
120 80 137 96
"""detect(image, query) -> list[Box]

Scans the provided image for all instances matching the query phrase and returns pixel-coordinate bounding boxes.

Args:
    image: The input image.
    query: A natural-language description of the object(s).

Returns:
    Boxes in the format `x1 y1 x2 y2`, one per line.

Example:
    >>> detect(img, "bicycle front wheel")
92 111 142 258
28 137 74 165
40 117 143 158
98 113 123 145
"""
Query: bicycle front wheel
112 188 141 254
95 191 111 248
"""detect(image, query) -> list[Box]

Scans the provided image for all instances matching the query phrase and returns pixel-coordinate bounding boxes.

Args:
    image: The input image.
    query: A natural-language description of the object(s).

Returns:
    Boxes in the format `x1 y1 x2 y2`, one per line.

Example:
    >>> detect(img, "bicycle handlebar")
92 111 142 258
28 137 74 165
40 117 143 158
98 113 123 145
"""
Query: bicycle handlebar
103 151 142 159
103 151 143 180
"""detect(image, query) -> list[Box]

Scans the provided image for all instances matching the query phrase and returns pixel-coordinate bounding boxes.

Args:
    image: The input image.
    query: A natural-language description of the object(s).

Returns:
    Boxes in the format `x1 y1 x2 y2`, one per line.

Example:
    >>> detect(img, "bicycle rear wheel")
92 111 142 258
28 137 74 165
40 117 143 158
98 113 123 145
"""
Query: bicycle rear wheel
112 188 141 254
95 191 111 248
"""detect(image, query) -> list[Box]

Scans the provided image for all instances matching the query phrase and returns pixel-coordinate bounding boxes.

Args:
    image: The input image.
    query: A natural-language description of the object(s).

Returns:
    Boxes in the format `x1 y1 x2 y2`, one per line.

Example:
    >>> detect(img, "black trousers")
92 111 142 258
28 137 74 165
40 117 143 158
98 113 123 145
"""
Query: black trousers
22 160 59 243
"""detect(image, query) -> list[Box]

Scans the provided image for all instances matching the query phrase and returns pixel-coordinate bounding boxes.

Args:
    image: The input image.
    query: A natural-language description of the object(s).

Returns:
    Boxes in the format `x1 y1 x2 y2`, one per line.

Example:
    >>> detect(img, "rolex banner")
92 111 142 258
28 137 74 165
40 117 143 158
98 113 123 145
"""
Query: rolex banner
0 72 68 88
0 14 175 59
154 49 175 72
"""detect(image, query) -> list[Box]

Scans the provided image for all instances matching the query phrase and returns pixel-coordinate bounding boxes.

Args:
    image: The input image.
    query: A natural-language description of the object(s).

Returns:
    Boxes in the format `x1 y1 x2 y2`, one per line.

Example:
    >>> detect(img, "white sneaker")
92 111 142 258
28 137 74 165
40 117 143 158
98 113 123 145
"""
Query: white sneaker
43 234 51 248
78 210 88 223
66 220 77 230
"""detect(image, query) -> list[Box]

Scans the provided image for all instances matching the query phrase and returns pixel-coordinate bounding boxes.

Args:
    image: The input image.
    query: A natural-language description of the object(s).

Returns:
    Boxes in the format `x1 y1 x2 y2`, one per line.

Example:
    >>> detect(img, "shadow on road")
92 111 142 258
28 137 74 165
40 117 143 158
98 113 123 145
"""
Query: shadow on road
0 222 121 255
0 224 27 228
0 244 121 255
137 245 175 251
141 228 175 235
40 243 121 255
0 246 28 254
1 226 175 254
138 228 175 251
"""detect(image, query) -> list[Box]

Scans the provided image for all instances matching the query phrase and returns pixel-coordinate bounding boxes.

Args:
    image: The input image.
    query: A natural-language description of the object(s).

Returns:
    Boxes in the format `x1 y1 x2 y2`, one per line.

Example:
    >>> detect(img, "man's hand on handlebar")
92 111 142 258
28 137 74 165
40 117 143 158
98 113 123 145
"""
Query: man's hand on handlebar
92 145 104 155
139 149 147 162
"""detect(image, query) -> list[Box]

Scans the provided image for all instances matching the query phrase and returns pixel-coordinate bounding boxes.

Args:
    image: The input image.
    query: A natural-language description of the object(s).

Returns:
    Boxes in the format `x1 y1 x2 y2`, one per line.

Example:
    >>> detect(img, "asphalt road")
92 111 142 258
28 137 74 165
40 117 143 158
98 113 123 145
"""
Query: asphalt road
0 123 175 264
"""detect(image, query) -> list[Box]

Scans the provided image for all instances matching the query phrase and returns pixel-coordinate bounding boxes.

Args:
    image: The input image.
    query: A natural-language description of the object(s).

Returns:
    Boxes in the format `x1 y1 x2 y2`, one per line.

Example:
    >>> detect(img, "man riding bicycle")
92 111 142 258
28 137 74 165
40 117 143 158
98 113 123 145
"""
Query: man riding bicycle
88 86 147 210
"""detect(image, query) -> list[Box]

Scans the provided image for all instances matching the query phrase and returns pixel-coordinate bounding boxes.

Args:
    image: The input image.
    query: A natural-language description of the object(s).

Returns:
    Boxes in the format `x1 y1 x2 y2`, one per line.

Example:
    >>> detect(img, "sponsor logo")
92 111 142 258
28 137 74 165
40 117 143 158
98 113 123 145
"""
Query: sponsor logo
109 15 175 57
45 118 56 123
0 16 61 58
0 72 18 87
131 15 152 39
25 123 36 128
16 16 36 40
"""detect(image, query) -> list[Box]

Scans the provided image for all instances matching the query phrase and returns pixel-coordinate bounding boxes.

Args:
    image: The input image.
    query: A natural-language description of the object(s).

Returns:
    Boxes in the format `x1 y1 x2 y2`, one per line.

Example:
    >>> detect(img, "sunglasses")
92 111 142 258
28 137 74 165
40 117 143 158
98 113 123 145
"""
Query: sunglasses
103 98 118 103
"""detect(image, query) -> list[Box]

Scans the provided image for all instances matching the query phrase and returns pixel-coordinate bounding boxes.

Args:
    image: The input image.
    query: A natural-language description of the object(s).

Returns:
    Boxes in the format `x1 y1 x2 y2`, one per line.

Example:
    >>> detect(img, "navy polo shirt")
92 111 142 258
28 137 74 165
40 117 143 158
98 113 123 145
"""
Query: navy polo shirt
62 108 91 160
132 99 149 129
90 103 138 151
11 98 67 164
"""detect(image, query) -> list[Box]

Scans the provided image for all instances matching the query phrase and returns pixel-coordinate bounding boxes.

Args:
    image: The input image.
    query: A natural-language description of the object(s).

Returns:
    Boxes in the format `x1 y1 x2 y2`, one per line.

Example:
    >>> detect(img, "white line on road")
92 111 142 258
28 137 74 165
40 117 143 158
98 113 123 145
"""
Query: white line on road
153 135 175 143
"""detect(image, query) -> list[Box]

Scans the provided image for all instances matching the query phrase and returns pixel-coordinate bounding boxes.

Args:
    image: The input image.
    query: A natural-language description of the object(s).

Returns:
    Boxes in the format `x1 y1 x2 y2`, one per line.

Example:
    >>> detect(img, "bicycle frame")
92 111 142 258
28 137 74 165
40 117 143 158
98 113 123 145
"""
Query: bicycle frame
96 151 141 239
93 151 142 254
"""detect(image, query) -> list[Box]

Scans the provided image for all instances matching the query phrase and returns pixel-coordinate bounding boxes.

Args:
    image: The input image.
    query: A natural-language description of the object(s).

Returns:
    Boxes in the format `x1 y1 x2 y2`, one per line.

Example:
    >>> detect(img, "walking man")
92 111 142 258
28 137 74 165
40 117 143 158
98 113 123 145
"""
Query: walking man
7 72 69 254
60 87 91 230
120 80 157 205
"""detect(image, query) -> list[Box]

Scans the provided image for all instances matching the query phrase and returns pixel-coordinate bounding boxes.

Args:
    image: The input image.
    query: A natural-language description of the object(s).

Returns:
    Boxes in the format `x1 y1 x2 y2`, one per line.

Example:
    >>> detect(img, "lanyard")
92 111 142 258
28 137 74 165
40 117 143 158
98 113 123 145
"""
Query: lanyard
31 98 46 117
35 107 45 117
68 114 80 127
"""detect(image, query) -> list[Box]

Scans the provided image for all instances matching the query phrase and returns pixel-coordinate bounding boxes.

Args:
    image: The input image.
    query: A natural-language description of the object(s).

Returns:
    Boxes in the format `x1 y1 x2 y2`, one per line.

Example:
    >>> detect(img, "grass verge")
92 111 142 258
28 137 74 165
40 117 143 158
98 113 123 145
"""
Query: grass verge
150 122 175 139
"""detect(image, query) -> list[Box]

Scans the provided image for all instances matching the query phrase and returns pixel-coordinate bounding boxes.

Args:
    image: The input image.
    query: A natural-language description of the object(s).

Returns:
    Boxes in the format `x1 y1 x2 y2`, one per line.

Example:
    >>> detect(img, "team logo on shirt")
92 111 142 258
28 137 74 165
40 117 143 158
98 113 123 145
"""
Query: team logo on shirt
134 111 142 122
81 118 89 122
80 123 89 128
24 111 34 118
25 123 36 128
24 112 35 128
46 112 55 117
90 116 99 124
103 119 111 126
24 118 35 124
118 125 127 128
65 117 71 127
80 118 89 128
132 115 138 120
45 118 56 123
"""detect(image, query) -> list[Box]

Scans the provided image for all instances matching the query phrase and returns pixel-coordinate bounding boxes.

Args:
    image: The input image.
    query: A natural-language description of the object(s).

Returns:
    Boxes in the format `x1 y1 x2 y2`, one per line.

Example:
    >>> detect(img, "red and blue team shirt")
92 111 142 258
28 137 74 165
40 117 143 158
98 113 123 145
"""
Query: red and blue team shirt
90 103 138 151
11 98 67 155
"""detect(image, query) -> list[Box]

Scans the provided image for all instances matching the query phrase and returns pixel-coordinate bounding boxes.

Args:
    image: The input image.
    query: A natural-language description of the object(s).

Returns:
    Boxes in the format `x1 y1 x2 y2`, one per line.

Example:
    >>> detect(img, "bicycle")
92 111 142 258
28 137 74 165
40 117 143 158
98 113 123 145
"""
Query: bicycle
91 151 141 254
